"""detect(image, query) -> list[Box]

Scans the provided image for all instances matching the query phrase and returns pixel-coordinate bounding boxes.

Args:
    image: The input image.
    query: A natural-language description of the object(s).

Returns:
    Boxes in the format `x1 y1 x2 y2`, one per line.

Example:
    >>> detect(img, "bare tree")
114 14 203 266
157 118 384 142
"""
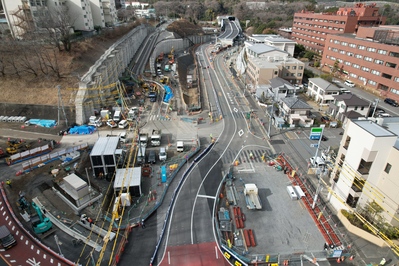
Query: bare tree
35 6 76 52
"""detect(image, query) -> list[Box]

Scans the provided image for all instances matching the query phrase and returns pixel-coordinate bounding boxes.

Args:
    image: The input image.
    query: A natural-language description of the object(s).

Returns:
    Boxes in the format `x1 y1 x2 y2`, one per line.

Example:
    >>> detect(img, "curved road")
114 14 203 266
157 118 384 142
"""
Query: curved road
0 186 72 266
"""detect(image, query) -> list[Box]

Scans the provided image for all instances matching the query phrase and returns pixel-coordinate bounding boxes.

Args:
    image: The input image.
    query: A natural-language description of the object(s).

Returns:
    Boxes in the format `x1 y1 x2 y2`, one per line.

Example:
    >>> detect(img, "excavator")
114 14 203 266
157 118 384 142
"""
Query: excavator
31 202 52 234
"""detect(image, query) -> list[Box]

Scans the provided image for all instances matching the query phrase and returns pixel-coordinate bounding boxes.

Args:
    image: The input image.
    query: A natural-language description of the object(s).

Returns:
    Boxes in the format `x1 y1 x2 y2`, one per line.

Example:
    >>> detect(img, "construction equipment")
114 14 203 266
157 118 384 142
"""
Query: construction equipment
31 202 52 234
168 47 175 64
160 76 169 84
7 139 30 150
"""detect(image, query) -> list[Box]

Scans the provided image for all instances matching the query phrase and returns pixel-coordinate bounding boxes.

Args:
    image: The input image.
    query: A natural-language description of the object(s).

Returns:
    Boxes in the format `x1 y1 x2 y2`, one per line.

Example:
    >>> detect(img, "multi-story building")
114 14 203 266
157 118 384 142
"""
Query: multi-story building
291 2 385 54
2 0 117 39
245 43 304 89
245 35 296 56
329 118 399 227
321 25 399 102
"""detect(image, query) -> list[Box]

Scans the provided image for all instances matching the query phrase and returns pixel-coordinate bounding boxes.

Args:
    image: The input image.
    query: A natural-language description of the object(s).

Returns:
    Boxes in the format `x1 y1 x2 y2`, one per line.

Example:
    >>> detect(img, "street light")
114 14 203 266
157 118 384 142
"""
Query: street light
371 98 379 118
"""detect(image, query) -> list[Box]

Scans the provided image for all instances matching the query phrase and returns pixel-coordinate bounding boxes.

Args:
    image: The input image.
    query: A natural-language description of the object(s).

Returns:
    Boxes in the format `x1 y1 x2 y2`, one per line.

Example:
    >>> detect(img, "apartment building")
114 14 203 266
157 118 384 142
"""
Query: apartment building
291 2 385 54
2 0 117 39
244 43 304 89
329 118 399 227
321 26 399 103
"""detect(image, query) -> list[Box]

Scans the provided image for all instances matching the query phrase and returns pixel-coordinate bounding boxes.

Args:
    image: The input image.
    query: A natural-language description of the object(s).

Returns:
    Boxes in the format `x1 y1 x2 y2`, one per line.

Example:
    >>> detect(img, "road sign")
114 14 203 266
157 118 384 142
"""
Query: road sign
309 127 322 140
310 144 319 148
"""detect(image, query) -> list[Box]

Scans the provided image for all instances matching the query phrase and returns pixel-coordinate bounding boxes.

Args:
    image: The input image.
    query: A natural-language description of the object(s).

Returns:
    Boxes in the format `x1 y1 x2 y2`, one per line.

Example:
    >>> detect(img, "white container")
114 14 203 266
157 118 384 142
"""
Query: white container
7 116 13 122
2 116 9 122
19 117 27 123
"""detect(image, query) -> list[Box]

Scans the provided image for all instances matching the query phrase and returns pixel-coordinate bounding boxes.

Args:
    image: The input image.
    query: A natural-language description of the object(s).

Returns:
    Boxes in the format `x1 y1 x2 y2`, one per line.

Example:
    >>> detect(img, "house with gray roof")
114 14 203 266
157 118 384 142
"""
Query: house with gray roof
307 78 341 106
280 97 314 127
255 77 299 102
328 93 371 124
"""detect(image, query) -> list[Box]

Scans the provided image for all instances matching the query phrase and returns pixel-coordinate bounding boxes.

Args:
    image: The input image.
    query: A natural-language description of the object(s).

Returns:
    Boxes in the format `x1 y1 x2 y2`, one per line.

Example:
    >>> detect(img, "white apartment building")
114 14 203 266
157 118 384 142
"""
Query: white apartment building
329 118 399 227
2 0 117 39
246 47 304 89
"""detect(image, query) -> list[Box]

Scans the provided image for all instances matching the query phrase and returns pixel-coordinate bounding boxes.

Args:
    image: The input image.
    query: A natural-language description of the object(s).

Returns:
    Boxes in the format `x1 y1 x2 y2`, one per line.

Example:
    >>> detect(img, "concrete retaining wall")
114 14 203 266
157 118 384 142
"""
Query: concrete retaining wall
76 24 155 125
337 211 387 247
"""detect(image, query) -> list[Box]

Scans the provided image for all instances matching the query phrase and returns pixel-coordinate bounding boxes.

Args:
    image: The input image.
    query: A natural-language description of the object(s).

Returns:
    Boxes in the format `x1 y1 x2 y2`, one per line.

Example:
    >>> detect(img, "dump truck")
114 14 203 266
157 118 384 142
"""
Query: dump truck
244 184 262 210
151 129 162 147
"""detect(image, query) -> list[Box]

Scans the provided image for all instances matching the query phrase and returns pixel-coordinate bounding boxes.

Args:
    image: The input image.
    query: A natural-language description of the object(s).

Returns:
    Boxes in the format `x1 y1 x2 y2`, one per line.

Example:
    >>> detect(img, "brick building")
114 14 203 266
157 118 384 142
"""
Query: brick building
321 25 399 102
291 3 385 54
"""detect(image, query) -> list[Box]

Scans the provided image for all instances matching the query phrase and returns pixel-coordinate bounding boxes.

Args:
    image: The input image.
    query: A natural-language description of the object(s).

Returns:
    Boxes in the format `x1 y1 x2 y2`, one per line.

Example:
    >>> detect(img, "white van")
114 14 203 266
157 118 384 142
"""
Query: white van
118 120 128 129
113 110 121 122
119 132 127 143
310 156 325 168
344 80 355 88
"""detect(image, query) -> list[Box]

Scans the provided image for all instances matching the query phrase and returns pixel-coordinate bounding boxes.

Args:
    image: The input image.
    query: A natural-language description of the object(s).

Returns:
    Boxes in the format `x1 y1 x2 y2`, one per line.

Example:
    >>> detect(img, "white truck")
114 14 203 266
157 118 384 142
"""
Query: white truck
176 141 184 152
127 107 138 121
244 184 262 210
88 116 102 127
136 146 146 165
139 133 148 148
151 129 162 146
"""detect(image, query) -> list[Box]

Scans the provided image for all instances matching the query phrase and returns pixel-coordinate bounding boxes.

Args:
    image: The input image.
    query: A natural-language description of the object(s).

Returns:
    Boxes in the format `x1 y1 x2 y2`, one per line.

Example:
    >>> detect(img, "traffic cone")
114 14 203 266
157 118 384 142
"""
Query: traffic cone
349 255 354 260
336 258 340 263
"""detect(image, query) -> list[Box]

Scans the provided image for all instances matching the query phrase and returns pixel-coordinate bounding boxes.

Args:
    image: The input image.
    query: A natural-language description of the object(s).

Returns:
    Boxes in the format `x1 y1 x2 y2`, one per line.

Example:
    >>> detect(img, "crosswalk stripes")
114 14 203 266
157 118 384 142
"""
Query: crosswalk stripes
222 149 273 164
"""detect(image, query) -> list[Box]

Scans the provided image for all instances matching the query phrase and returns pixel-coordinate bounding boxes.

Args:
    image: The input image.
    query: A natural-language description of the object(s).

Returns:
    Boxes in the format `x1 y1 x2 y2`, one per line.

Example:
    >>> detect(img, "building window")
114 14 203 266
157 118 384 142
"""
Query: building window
355 54 363 59
374 59 384 65
358 45 366 50
299 66 303 70
368 80 376 86
378 49 387 55
394 77 399 83
384 163 391 174
382 73 392 80
345 61 351 66
349 43 356 48
371 70 380 75
361 67 370 72
357 159 372 175
353 64 360 69
386 62 397 68
292 66 296 70
343 136 351 150
83 6 85 10
286 66 290 69
298 73 302 77
389 51 399 58
347 52 353 56
341 42 348 46
367 47 376 52
364 57 373 62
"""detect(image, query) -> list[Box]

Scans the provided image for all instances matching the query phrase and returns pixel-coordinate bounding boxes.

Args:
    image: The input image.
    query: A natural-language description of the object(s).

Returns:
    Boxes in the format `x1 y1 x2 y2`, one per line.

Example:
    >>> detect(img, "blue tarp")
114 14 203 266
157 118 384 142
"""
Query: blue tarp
68 125 96 135
28 119 57 128
163 85 174 103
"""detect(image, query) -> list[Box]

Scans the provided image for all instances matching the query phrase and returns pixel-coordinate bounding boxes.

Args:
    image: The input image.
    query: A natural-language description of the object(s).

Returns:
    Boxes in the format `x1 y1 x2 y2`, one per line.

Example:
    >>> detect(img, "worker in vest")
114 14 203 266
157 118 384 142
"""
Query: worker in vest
6 179 11 188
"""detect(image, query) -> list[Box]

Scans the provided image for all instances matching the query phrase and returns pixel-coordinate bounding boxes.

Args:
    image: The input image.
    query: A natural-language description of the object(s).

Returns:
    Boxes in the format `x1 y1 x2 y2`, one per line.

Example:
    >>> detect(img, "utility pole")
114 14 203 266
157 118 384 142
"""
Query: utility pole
371 98 379 118
57 85 69 127
312 166 325 209
313 125 325 163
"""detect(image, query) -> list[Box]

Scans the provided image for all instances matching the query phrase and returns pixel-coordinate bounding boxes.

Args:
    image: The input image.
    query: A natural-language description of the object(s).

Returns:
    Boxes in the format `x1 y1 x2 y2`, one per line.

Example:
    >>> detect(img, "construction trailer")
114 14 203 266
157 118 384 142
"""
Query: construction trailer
90 136 120 179
113 167 142 197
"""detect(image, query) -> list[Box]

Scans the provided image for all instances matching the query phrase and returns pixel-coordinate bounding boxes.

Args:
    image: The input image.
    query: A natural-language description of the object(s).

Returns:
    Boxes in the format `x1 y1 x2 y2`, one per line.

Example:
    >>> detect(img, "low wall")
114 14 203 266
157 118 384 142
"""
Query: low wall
337 211 387 247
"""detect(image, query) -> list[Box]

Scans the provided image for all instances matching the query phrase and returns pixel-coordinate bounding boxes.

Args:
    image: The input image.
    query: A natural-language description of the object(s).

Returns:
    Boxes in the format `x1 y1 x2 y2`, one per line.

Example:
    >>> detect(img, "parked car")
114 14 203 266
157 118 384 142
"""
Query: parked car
321 116 330 123
321 136 328 141
106 119 117 128
384 98 399 107
344 80 355 88
148 150 156 164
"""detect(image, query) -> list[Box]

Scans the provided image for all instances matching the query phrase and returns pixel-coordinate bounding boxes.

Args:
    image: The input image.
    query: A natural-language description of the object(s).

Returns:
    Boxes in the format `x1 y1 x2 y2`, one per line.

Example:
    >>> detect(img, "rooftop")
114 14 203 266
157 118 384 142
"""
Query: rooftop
334 93 370 106
282 97 312 110
354 119 396 137
309 78 340 91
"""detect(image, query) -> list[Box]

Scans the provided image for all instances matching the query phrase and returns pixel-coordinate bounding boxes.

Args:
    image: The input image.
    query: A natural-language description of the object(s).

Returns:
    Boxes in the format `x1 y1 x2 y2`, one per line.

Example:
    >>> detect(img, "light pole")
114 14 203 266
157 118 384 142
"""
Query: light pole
371 98 379 118
312 165 325 209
